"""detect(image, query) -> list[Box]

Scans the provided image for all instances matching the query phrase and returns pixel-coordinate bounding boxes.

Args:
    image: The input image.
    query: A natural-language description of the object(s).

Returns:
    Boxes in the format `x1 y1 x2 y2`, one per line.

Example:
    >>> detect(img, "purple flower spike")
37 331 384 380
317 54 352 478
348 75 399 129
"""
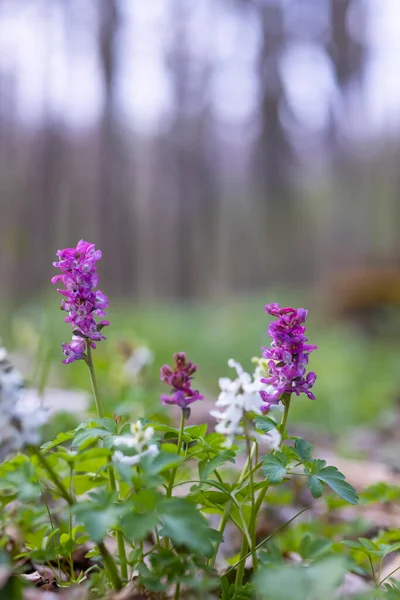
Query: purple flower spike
260 303 317 412
160 352 203 409
52 240 109 364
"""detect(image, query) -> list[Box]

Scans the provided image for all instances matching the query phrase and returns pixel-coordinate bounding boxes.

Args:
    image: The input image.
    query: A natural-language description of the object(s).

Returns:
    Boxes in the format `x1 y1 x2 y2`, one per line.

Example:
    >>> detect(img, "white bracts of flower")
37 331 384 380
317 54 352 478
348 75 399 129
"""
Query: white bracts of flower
0 347 47 460
210 359 280 449
256 427 282 453
123 347 154 379
113 445 159 466
112 420 159 466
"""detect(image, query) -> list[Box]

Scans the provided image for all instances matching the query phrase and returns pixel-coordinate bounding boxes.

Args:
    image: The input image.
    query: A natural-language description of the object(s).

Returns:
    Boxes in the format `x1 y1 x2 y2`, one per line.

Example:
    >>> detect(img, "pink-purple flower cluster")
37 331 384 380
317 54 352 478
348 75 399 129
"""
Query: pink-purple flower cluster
260 303 317 413
51 240 109 364
160 352 203 408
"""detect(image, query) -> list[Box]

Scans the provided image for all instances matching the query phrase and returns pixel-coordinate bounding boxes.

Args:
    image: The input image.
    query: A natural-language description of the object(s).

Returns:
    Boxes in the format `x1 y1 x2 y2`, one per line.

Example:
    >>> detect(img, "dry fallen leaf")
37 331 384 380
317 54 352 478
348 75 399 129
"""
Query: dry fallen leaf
24 585 88 600
104 582 148 599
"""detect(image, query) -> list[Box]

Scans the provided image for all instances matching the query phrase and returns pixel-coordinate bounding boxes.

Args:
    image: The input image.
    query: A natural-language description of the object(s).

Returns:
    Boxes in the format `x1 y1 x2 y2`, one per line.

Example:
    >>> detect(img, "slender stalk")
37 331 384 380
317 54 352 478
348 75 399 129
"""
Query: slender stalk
166 409 186 497
69 464 75 580
31 445 122 589
98 541 122 590
174 582 181 600
235 537 248 588
85 342 104 418
85 343 128 581
38 479 64 584
30 446 74 505
244 416 257 570
239 459 263 486
368 555 377 587
237 441 257 485
164 410 186 550
278 393 291 437
234 424 259 588
226 506 310 576
379 564 400 586
209 442 259 568
253 483 269 517
235 393 293 587
209 503 231 567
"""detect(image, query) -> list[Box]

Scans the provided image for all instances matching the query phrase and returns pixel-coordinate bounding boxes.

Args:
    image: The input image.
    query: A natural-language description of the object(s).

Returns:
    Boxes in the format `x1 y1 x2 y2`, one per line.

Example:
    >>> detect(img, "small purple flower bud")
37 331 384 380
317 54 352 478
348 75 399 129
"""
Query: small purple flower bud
160 352 203 409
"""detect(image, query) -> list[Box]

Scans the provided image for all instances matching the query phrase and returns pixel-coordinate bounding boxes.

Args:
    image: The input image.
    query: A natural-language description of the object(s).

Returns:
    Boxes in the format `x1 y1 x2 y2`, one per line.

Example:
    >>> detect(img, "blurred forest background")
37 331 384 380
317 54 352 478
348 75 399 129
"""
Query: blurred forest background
0 0 400 303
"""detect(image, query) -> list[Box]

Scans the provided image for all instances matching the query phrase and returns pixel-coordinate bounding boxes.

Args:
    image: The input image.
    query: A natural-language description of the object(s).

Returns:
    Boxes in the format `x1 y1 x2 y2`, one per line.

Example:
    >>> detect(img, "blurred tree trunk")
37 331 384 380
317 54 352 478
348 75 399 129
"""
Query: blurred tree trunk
252 0 295 281
324 0 367 270
167 0 195 299
255 0 291 206
0 69 18 303
97 0 134 295
163 0 219 298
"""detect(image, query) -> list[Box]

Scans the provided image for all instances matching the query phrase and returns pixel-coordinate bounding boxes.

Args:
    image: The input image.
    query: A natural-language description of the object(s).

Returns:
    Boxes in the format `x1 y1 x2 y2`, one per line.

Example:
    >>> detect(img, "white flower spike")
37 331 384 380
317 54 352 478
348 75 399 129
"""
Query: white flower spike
210 359 281 449
112 420 159 466
0 347 47 459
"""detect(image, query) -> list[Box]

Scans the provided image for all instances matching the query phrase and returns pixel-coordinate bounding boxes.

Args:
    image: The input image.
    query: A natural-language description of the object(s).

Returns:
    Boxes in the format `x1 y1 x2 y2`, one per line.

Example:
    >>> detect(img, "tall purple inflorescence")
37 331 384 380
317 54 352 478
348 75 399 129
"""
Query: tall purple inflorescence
260 303 317 413
160 352 204 409
51 240 109 364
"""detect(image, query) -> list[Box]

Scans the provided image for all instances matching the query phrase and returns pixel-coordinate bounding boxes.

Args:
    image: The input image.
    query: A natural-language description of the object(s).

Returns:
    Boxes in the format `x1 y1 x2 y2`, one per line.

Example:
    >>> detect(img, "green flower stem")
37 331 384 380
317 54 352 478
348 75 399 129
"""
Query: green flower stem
31 445 121 587
226 506 310 577
85 342 104 419
237 440 257 484
167 409 186 497
85 342 128 582
278 393 292 437
174 582 181 600
235 393 293 586
235 419 259 588
209 502 231 567
209 441 259 568
253 483 269 517
98 541 122 590
235 537 248 588
244 416 258 569
164 409 186 550
29 446 74 505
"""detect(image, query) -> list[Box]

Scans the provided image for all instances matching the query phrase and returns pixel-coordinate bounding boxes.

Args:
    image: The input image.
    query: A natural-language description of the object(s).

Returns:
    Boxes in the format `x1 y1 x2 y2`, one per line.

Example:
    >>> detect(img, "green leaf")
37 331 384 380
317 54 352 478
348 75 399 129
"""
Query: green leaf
307 475 324 498
294 438 313 462
150 423 179 435
184 424 208 439
59 533 70 546
40 430 75 451
71 474 108 495
358 538 378 551
361 482 400 504
142 450 183 475
158 498 219 556
253 415 278 433
74 448 110 472
298 535 333 560
74 503 122 543
384 542 400 555
262 452 288 483
199 451 235 480
72 424 111 448
98 418 118 434
305 460 358 505
131 489 161 512
254 556 346 600
121 512 159 541
342 540 364 550
221 578 255 600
